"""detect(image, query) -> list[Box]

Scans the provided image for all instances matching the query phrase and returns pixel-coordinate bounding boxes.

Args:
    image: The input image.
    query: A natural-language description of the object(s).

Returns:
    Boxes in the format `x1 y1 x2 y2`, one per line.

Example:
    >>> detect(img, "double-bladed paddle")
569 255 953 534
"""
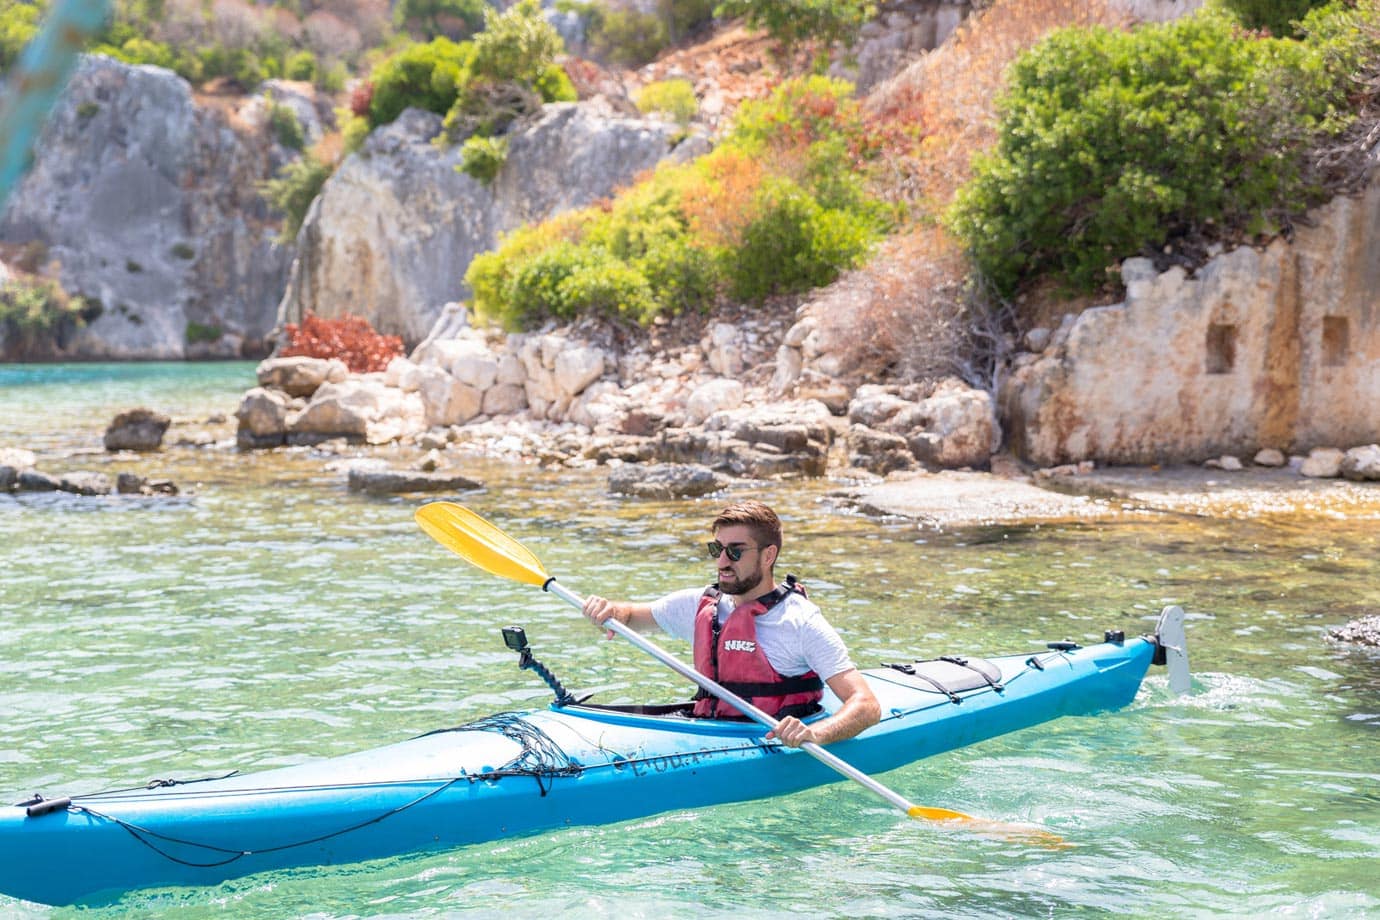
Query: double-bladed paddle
415 500 1065 845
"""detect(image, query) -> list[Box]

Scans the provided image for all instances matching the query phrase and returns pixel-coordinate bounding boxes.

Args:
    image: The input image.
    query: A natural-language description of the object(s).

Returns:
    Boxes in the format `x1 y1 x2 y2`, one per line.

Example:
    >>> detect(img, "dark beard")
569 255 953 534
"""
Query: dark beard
718 568 765 598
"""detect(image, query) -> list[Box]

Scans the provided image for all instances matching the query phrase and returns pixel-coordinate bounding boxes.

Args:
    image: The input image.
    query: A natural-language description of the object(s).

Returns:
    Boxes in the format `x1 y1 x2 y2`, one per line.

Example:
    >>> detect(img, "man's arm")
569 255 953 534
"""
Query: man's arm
581 596 657 635
767 668 881 747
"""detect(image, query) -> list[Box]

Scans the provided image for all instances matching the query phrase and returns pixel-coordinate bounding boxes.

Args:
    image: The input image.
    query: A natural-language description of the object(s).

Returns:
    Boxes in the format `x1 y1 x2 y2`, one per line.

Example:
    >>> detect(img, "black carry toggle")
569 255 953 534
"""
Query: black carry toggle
25 796 72 818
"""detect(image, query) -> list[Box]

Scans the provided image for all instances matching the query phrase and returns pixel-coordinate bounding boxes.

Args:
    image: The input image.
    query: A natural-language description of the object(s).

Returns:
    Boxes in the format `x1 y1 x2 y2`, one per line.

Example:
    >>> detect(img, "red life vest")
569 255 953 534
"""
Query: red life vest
691 579 824 720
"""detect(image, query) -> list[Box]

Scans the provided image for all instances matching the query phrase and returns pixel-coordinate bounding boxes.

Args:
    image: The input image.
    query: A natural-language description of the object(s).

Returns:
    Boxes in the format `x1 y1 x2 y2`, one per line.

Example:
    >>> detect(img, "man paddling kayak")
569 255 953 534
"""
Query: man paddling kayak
582 500 881 748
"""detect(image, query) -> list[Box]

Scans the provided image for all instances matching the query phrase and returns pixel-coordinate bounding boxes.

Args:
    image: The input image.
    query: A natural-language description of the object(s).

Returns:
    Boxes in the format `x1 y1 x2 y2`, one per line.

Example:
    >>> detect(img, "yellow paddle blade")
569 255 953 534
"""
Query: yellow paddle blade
908 804 973 822
909 806 1070 849
415 502 550 588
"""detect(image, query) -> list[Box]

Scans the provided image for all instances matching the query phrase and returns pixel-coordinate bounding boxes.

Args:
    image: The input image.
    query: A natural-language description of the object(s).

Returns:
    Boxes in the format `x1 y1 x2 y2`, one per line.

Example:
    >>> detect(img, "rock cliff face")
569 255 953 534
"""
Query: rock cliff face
275 99 689 345
0 56 293 359
1002 172 1380 466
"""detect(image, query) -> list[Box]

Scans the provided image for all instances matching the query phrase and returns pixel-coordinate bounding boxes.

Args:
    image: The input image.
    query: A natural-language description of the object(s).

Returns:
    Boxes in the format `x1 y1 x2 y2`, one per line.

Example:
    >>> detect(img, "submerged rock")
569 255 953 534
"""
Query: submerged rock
608 463 728 499
105 408 172 452
59 471 111 495
346 467 482 495
1329 615 1380 647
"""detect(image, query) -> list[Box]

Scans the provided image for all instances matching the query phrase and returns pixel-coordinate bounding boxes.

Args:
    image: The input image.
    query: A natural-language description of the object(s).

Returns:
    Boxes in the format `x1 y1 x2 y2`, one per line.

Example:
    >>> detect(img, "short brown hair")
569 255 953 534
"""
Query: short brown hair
712 500 782 551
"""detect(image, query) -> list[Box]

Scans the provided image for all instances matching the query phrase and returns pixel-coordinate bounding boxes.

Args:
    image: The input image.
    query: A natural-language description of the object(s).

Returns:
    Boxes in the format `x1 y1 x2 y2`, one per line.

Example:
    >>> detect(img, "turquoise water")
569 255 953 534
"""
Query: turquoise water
1 363 1378 917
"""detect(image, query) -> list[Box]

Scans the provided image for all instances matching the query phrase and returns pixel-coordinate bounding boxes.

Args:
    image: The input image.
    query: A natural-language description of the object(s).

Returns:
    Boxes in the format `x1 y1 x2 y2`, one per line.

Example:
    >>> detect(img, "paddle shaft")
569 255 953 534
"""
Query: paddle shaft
542 578 923 817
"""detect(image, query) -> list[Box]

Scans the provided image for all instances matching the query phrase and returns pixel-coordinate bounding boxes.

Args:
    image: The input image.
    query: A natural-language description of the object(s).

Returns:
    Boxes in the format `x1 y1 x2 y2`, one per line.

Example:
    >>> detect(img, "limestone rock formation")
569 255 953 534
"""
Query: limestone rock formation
0 56 293 358
1001 175 1380 467
276 99 688 345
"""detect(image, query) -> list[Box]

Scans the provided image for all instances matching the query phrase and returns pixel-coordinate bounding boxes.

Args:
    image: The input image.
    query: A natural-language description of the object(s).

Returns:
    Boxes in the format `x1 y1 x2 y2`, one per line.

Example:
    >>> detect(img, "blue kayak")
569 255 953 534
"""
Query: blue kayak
0 610 1186 907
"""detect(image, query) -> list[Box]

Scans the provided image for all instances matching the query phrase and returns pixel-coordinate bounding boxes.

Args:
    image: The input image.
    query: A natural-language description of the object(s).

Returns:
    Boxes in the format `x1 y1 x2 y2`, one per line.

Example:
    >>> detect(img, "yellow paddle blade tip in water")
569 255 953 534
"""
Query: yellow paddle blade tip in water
906 806 1070 849
415 501 551 588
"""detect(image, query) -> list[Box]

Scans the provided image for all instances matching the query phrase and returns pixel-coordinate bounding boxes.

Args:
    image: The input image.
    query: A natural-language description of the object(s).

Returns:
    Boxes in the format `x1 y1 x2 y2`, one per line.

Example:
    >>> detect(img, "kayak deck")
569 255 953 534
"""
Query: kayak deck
0 629 1165 906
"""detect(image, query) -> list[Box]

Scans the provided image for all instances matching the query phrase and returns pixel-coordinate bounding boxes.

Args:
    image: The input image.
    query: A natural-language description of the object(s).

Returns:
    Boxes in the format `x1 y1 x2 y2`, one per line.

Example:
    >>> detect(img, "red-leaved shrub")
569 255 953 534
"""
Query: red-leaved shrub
280 312 403 373
350 81 374 118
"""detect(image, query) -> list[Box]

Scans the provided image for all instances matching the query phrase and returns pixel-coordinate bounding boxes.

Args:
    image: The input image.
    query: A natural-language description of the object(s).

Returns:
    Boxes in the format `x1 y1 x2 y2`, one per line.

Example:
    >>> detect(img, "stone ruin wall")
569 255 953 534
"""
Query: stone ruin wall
1001 174 1380 467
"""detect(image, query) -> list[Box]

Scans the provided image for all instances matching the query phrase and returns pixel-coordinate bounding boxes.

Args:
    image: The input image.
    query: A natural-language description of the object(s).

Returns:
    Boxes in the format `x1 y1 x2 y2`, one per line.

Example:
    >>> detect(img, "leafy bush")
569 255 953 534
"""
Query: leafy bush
635 78 698 126
284 50 317 82
0 1 40 70
660 0 716 42
459 134 508 183
260 152 332 242
466 75 892 327
266 95 305 150
714 0 877 51
393 0 488 40
185 321 224 344
279 312 404 373
440 2 572 142
0 277 92 356
100 36 178 71
1210 0 1336 38
532 63 577 104
947 11 1359 295
338 110 372 155
470 0 563 86
370 2 569 140
367 38 473 128
557 259 658 323
587 6 668 67
726 177 877 303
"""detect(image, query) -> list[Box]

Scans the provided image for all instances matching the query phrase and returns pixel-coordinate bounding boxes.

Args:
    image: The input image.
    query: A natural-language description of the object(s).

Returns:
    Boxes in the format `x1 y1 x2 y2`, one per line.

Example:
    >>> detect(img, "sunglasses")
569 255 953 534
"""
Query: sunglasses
706 541 754 562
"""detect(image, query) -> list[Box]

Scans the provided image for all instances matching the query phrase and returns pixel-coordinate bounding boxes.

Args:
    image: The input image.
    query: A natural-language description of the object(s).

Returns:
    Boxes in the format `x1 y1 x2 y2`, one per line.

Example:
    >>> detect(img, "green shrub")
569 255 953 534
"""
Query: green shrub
260 152 333 243
459 134 508 183
632 233 716 316
726 177 875 303
318 61 348 94
0 278 88 337
101 36 177 71
729 74 860 152
438 3 571 142
1210 0 1336 38
660 0 716 42
284 50 317 82
466 74 893 328
558 259 658 323
504 242 599 323
714 0 877 51
0 2 40 70
471 0 565 86
588 7 668 67
185 321 224 344
636 78 698 126
266 95 306 150
338 110 372 155
533 62 577 104
393 0 488 40
946 12 1357 295
368 38 473 128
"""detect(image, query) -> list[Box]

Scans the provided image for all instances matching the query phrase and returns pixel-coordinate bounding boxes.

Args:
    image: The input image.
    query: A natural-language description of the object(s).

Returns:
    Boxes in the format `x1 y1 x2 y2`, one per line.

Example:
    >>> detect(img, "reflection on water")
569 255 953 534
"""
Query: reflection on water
0 364 1377 917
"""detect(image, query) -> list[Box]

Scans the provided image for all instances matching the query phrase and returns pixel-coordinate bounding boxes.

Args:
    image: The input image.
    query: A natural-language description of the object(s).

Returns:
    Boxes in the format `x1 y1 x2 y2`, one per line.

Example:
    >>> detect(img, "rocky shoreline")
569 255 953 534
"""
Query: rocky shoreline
6 392 1377 643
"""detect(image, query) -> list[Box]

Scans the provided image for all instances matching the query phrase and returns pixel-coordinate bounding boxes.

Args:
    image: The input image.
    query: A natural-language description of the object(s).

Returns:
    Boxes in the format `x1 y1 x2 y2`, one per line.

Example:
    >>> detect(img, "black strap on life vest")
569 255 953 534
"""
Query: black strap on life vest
715 674 825 698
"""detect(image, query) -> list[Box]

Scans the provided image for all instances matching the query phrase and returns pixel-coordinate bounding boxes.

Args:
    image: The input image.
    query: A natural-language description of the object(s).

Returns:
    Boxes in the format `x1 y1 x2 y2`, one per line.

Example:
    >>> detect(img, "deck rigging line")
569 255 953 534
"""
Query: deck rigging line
34 714 584 870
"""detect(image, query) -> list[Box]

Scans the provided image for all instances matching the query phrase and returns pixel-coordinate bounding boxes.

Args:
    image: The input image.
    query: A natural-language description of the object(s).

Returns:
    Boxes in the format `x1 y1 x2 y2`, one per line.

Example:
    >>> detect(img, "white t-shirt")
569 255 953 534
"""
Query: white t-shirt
650 586 855 682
